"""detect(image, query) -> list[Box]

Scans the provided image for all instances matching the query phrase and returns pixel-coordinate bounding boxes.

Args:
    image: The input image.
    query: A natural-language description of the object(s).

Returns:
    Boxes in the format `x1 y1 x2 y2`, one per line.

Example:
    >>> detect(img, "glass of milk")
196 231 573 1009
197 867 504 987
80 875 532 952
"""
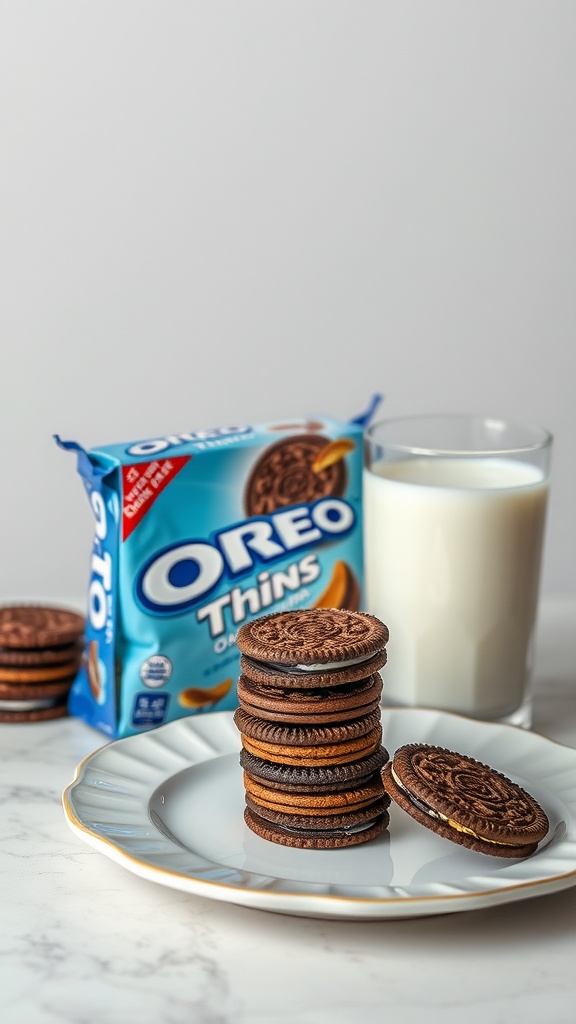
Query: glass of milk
364 416 552 728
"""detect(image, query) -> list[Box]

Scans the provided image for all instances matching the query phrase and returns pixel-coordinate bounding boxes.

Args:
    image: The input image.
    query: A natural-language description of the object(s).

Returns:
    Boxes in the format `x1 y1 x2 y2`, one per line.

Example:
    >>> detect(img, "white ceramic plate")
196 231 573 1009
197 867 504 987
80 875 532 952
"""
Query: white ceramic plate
63 708 576 920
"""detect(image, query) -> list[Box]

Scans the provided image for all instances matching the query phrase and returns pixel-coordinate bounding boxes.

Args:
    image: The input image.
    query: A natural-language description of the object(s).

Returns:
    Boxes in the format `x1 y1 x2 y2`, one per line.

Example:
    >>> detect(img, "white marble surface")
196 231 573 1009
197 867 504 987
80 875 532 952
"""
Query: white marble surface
1 597 575 1024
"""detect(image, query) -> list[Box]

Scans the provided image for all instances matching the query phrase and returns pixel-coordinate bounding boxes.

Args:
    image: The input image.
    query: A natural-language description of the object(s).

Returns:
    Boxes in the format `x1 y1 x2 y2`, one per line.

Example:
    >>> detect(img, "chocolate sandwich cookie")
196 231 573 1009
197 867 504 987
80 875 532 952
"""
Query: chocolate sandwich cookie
240 722 383 768
244 773 389 814
234 706 381 746
236 608 389 670
244 434 348 517
239 649 387 689
0 675 75 721
246 794 390 830
0 703 71 723
382 744 549 858
240 745 390 793
244 804 390 849
0 672 79 721
237 672 383 724
0 640 83 668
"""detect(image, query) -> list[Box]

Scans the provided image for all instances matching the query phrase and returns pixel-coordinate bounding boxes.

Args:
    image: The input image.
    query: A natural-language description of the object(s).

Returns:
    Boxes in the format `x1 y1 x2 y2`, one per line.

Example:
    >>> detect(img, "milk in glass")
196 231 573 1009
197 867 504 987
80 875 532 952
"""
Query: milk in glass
363 457 548 719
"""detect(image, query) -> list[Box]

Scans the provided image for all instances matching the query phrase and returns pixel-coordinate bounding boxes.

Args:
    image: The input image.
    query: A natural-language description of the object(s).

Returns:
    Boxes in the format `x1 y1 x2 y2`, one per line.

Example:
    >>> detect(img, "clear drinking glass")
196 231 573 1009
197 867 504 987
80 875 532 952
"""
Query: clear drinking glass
363 415 552 728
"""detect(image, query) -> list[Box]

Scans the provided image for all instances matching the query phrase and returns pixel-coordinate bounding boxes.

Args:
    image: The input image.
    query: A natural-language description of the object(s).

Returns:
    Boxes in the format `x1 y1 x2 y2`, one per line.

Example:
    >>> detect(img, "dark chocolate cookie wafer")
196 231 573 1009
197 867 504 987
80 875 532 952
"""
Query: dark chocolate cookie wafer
0 671 77 720
244 434 347 517
237 672 383 723
240 745 390 793
0 605 85 649
382 744 549 858
244 805 389 849
236 609 388 668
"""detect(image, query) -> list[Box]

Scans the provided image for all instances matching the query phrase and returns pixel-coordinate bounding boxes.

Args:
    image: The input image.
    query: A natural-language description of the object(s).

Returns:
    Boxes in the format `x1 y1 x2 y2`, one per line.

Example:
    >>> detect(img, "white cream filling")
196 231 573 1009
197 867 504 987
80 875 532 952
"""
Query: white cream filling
391 766 444 820
269 652 374 673
0 697 57 712
281 815 382 836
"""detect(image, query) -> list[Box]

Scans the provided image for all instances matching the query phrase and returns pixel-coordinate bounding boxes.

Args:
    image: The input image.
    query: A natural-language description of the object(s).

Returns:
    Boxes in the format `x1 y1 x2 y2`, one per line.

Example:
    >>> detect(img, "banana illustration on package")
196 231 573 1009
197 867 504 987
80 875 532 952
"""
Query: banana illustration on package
178 677 233 709
312 560 360 612
311 438 356 474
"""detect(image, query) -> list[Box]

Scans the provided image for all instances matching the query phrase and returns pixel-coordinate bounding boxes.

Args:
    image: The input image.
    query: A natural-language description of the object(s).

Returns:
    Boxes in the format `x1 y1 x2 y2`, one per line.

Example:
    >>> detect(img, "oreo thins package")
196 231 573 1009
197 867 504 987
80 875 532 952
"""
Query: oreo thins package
56 414 368 738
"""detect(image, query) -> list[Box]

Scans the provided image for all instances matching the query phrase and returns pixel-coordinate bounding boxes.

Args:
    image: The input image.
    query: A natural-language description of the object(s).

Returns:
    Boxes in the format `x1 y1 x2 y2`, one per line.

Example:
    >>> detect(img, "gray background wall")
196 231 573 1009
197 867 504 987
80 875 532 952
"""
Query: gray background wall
1 1 574 610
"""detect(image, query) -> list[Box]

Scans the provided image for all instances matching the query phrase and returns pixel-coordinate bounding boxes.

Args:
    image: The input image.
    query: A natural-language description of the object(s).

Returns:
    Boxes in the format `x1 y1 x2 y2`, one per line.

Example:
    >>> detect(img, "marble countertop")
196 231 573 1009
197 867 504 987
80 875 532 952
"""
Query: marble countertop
2 597 576 1024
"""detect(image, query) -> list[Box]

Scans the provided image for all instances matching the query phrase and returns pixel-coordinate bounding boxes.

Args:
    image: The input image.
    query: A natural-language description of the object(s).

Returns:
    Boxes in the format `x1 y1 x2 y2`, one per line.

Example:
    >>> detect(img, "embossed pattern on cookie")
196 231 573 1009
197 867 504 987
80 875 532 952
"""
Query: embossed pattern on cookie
244 434 347 516
382 743 549 857
236 608 389 666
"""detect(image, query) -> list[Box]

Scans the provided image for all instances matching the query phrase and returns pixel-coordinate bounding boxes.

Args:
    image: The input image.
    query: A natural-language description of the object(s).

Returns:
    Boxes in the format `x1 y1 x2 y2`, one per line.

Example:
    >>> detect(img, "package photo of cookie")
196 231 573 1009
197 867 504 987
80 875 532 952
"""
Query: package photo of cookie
243 434 349 517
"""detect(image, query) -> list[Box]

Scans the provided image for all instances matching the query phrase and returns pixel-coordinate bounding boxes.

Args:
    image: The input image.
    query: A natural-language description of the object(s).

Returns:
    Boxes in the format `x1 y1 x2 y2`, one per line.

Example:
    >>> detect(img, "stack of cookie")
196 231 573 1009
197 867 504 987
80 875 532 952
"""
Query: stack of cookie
0 605 85 722
234 608 390 849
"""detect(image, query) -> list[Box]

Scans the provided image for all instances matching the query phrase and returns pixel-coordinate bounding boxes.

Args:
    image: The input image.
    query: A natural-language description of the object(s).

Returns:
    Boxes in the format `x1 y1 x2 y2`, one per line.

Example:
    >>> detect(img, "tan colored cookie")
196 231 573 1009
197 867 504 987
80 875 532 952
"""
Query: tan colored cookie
0 661 81 684
245 795 389 831
241 724 382 766
243 773 388 815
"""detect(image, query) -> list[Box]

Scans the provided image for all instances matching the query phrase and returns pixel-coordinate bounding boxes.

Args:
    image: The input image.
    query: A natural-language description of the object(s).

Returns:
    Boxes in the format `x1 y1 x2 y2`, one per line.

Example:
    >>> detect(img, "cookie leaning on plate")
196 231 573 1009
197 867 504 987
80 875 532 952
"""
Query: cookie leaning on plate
382 743 549 858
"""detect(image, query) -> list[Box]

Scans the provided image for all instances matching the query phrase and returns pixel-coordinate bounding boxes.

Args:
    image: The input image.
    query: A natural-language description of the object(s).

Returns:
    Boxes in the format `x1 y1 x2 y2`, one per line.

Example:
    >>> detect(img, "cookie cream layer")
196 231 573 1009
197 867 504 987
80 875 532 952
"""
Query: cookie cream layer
268 652 375 672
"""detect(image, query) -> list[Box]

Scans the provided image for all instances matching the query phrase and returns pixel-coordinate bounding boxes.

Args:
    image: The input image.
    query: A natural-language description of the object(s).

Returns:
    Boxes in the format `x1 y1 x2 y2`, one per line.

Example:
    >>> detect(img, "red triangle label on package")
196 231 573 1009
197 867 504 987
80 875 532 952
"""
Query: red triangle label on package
121 456 191 541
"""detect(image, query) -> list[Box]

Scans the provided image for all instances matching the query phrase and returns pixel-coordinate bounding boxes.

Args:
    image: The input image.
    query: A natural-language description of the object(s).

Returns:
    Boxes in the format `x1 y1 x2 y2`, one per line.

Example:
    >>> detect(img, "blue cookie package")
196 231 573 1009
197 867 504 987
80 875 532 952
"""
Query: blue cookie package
56 402 378 738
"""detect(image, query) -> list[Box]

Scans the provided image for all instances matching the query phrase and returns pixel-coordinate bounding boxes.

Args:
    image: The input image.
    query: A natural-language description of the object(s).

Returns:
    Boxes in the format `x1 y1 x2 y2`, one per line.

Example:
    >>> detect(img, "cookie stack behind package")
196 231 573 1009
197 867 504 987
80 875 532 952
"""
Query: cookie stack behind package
234 608 390 849
0 606 85 722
